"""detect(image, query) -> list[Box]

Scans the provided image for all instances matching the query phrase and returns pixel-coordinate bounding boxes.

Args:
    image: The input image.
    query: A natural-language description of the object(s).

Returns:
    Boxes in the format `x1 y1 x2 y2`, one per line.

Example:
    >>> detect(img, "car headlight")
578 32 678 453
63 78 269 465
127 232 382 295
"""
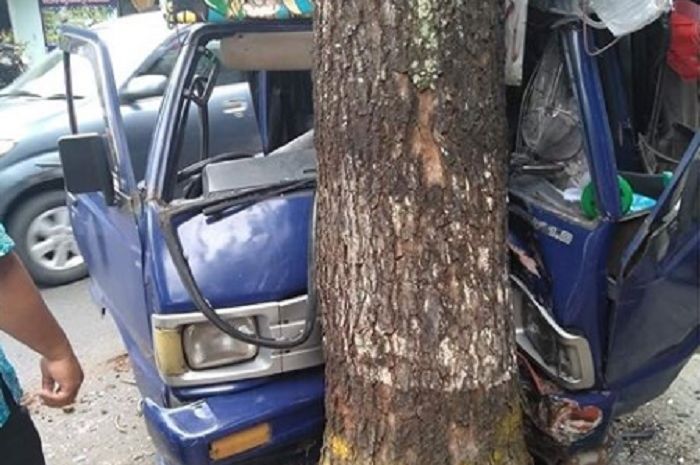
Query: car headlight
0 139 16 156
512 276 595 390
520 300 579 377
183 317 258 370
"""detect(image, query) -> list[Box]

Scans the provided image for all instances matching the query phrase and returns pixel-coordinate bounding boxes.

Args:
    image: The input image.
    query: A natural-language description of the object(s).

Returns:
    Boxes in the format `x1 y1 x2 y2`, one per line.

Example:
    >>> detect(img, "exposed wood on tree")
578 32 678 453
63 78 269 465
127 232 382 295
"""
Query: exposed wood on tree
313 1 531 464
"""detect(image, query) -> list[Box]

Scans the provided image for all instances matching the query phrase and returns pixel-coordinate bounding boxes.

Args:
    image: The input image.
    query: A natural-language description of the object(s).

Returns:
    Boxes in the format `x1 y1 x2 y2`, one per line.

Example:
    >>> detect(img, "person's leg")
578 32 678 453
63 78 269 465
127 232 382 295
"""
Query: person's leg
0 379 46 465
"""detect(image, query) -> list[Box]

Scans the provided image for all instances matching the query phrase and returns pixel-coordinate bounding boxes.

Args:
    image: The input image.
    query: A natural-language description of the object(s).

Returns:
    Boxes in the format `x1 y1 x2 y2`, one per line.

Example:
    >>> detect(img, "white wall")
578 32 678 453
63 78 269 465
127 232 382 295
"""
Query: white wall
6 0 46 64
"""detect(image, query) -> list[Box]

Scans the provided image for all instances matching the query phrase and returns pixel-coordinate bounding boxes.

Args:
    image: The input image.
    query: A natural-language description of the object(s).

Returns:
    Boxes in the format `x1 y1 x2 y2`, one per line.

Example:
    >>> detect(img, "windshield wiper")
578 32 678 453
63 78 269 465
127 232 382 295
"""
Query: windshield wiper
45 93 85 100
203 178 316 221
0 90 42 98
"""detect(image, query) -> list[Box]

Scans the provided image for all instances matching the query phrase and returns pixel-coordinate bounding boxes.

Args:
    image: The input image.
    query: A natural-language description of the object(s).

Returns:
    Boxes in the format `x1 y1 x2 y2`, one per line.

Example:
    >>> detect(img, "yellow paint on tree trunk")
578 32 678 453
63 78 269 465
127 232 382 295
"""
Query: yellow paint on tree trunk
328 434 353 461
496 407 523 443
491 406 529 465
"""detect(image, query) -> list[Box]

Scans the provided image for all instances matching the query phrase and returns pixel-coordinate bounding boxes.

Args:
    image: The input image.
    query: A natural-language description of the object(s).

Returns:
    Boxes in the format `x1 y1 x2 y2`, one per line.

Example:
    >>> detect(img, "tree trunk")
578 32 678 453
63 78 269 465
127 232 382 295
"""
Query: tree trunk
313 1 531 465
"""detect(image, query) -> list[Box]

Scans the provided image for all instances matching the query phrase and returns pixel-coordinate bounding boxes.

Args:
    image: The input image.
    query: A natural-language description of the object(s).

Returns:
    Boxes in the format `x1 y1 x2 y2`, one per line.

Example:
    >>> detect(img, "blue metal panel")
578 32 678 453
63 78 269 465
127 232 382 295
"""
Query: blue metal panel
144 369 324 465
60 26 157 392
518 206 610 379
109 309 168 405
612 332 698 415
606 135 700 387
562 28 621 220
145 192 312 313
68 192 152 355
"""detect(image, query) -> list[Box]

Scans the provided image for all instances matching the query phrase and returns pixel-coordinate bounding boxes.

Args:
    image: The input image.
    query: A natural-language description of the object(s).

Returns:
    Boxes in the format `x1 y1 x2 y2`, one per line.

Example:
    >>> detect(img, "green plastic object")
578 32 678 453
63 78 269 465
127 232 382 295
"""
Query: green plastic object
580 176 633 219
662 170 673 187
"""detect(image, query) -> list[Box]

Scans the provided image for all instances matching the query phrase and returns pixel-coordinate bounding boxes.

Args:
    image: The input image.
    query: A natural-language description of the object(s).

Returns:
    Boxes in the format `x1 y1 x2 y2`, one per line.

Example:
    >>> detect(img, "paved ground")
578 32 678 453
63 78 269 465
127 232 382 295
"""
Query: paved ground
0 279 698 464
0 280 155 465
616 355 700 465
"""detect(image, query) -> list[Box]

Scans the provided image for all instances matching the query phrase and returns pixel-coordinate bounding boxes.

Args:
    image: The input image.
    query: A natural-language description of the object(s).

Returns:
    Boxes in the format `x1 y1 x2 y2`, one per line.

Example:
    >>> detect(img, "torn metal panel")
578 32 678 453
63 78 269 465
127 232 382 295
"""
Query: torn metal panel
546 398 603 444
519 355 604 447
509 242 542 277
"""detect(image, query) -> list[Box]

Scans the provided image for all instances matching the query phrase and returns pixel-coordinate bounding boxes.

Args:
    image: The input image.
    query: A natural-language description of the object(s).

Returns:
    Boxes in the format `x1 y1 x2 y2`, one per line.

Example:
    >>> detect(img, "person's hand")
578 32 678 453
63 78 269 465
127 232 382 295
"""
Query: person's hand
39 352 84 408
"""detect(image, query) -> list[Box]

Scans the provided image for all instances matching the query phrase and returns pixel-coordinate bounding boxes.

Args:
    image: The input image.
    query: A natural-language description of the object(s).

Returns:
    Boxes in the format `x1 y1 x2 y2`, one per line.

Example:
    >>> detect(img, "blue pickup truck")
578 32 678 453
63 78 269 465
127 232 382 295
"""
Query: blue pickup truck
56 4 698 465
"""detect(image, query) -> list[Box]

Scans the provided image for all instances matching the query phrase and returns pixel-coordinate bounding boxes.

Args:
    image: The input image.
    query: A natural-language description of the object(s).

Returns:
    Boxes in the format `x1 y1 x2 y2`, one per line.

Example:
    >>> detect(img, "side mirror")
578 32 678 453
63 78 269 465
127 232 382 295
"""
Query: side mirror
120 75 167 103
58 133 115 205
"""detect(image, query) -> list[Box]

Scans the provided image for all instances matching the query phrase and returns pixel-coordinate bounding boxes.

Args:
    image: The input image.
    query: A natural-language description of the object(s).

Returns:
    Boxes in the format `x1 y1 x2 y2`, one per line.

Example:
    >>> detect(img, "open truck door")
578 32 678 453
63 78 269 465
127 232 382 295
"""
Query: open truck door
57 26 154 393
606 133 700 410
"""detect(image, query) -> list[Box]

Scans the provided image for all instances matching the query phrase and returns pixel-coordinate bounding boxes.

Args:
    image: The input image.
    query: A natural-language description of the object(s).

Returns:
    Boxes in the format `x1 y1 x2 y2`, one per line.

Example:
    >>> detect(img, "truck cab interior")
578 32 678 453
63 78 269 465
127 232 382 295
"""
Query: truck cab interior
170 31 314 201
507 7 698 279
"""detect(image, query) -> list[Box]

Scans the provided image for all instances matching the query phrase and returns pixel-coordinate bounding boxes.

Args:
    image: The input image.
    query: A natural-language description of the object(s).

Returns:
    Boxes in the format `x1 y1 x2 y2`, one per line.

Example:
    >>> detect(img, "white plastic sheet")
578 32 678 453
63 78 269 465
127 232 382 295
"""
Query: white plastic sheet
589 0 674 36
505 0 529 86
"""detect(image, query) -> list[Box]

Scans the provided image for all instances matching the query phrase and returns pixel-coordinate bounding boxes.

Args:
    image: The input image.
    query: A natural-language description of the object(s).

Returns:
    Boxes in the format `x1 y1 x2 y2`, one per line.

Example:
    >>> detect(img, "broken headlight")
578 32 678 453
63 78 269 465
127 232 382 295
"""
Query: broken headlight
183 318 258 370
512 276 595 390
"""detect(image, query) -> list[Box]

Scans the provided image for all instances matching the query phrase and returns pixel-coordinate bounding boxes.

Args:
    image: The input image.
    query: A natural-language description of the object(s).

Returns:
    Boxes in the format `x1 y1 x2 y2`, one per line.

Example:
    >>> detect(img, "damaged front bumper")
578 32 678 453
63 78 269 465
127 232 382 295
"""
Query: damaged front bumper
143 370 324 465
518 354 618 465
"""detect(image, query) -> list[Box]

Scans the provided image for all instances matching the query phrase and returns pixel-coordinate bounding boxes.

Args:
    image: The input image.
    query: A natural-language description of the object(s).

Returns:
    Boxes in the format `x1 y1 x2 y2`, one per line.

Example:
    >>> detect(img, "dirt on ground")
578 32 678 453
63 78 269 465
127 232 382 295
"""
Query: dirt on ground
616 355 700 465
25 353 155 465
25 353 700 465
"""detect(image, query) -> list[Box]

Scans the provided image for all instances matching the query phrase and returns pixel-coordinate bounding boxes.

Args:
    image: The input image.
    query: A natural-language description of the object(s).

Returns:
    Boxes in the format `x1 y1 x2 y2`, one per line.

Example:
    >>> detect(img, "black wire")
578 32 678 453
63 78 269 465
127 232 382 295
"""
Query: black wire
204 179 316 219
161 185 318 349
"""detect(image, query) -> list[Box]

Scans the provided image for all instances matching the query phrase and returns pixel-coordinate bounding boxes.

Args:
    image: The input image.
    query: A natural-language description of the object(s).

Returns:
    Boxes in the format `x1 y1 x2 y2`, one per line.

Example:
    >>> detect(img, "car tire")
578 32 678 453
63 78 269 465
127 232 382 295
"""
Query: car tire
7 190 87 286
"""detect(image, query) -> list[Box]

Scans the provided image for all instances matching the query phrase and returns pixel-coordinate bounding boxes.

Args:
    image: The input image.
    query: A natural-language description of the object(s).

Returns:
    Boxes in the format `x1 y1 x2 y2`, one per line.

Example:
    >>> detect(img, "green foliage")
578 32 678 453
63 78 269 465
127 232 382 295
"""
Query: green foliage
0 30 26 89
41 6 117 46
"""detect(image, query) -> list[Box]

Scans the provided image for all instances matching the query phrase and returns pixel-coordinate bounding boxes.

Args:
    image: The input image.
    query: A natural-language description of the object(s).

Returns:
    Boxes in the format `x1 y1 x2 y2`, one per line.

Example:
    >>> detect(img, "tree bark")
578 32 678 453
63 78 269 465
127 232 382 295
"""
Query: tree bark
313 1 531 465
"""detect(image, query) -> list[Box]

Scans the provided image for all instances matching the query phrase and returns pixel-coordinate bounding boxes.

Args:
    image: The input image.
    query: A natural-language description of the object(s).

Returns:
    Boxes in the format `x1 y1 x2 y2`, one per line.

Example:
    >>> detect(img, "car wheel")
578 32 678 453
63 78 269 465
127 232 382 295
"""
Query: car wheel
8 190 87 286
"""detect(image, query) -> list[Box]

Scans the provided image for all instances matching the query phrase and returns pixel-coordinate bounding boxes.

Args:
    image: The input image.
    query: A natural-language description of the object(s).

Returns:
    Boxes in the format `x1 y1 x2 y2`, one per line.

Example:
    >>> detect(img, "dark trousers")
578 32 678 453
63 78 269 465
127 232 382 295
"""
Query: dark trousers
0 378 46 465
